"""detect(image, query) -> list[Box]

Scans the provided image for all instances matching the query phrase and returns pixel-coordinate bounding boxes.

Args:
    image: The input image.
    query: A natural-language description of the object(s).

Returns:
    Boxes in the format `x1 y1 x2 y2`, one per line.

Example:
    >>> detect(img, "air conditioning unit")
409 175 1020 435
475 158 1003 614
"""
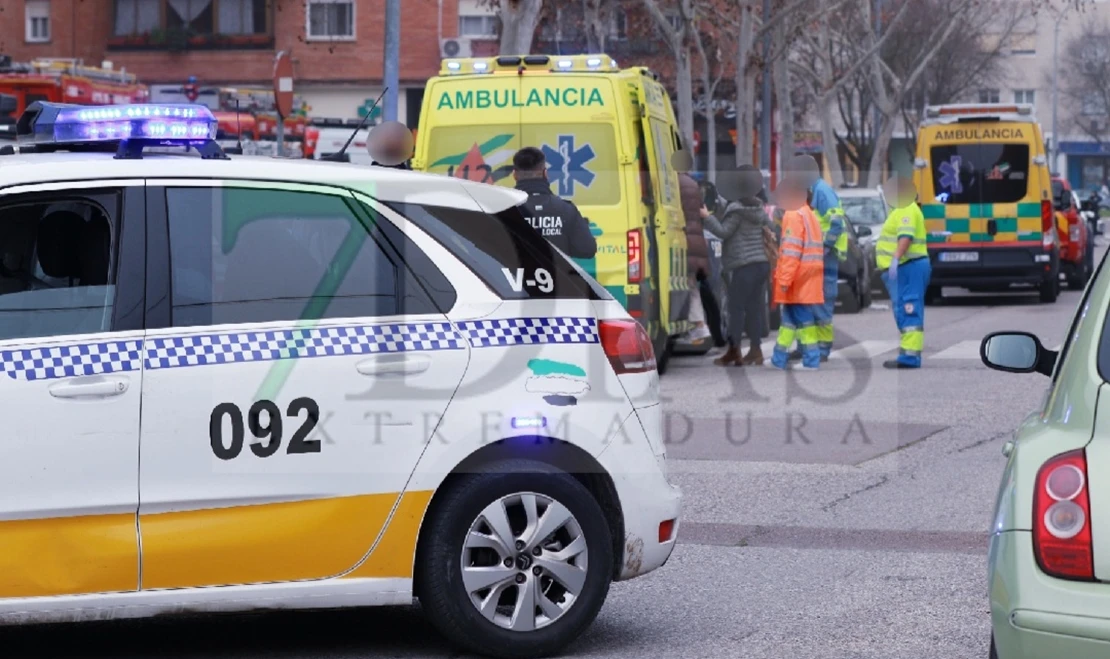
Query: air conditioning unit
440 37 473 59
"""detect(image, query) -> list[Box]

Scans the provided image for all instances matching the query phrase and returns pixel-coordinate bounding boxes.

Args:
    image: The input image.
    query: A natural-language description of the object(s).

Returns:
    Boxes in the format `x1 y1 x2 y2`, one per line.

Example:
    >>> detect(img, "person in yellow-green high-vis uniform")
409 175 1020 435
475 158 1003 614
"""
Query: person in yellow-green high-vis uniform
877 175 932 369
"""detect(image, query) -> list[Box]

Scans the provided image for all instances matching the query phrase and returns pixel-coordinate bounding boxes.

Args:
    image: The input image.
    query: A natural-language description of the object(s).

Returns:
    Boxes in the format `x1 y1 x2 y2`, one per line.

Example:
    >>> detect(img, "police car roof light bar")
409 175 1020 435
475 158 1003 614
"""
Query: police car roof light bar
16 102 226 159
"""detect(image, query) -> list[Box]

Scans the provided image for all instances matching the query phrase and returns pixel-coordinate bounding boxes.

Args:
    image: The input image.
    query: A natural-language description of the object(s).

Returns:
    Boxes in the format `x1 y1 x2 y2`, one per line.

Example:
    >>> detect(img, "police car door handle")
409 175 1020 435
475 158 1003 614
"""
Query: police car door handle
356 354 432 376
48 377 129 399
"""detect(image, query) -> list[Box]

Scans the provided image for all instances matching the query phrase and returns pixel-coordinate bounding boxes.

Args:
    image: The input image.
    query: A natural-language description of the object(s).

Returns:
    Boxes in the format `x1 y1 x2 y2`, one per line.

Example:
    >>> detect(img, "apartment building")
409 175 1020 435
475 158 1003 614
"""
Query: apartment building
2 0 461 125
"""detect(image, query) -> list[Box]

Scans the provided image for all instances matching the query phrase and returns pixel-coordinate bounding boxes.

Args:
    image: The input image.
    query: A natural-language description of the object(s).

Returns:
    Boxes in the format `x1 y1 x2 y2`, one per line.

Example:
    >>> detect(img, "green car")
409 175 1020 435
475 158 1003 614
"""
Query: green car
981 250 1110 657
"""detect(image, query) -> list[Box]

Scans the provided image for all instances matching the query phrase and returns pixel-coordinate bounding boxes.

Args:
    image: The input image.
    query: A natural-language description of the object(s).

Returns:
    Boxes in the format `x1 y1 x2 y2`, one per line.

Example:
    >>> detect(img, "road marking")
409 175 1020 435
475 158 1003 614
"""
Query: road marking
828 340 899 360
930 340 981 360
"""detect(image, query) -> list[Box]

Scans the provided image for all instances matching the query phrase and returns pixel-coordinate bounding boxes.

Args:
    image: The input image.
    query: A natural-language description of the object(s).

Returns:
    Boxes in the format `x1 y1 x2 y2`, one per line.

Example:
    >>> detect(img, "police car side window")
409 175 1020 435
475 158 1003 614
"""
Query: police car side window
0 196 117 341
384 201 602 300
166 187 401 326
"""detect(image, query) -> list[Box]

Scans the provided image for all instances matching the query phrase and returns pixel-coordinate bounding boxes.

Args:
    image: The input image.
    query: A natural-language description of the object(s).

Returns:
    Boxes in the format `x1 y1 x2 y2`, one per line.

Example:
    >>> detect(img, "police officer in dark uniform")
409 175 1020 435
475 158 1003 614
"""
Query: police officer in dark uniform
512 147 597 259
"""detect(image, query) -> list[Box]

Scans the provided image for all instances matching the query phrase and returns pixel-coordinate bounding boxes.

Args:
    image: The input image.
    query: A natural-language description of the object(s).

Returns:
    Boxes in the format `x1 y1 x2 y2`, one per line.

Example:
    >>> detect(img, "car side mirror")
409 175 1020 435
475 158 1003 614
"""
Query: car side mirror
980 331 1056 376
856 225 872 237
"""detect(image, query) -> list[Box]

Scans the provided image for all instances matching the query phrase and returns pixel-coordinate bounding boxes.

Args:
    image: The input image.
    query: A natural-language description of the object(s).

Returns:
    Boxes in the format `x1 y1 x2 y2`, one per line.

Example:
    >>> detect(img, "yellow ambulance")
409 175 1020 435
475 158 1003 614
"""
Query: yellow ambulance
913 103 1061 304
413 53 690 369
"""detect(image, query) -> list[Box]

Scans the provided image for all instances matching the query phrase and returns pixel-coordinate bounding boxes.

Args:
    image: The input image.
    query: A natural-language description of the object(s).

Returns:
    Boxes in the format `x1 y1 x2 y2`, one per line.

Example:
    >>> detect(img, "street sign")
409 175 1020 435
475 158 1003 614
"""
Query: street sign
357 99 382 120
272 51 293 119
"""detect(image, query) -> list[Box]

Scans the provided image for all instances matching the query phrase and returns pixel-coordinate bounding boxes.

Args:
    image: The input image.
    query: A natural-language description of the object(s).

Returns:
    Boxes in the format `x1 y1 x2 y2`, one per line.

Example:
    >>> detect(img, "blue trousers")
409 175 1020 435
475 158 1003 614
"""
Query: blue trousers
771 304 822 369
881 257 932 367
812 257 838 357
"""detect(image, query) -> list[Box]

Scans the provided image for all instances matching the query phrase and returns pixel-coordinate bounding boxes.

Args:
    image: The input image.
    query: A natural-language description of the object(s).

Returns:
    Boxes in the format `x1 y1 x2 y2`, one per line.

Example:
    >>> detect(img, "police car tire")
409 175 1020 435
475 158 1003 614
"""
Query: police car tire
417 459 614 659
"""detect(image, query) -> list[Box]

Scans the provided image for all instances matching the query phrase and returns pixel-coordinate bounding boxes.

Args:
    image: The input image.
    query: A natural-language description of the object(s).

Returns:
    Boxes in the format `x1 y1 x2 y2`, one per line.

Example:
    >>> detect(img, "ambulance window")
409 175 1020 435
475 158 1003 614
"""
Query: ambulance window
0 196 118 341
166 187 402 327
385 201 608 300
929 143 1029 204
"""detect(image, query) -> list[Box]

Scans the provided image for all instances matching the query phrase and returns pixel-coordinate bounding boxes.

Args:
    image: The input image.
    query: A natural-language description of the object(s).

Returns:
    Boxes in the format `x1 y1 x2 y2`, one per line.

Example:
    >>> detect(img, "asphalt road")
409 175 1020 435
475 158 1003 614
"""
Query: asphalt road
5 247 1103 659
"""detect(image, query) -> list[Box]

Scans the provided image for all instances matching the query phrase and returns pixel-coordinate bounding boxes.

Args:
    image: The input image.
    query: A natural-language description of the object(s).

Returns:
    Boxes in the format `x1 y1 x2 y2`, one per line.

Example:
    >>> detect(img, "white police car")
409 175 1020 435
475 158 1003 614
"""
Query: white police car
0 103 680 658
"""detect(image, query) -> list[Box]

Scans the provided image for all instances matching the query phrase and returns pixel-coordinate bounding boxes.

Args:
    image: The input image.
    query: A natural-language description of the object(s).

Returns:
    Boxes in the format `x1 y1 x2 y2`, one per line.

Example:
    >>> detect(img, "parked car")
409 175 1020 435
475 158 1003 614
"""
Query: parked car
836 218 872 313
839 186 889 299
1052 177 1094 290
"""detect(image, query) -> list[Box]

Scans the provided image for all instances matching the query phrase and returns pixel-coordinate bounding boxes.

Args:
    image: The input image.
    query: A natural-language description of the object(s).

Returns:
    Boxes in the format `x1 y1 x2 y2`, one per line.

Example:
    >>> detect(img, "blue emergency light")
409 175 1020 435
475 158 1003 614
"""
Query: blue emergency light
14 102 225 159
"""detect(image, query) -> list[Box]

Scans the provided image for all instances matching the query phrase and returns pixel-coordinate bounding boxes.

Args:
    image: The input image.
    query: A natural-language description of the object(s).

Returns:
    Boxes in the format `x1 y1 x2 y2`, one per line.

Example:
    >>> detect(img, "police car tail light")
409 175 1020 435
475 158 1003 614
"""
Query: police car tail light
1033 449 1094 581
599 319 656 375
627 229 643 283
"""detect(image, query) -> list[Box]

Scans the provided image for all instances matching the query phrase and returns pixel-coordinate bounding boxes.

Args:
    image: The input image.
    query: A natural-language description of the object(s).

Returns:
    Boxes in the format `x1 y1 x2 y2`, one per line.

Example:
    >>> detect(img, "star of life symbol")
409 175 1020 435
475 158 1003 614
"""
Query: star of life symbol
542 135 596 197
938 156 963 194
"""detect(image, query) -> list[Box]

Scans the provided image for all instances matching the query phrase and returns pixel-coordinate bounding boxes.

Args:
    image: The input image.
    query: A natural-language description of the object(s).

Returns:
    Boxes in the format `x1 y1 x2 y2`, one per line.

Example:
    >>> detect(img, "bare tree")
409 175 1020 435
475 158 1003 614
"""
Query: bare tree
689 1 734 180
791 0 909 186
497 0 545 55
581 0 616 52
863 0 969 185
897 0 1027 160
1057 18 1110 144
641 0 698 150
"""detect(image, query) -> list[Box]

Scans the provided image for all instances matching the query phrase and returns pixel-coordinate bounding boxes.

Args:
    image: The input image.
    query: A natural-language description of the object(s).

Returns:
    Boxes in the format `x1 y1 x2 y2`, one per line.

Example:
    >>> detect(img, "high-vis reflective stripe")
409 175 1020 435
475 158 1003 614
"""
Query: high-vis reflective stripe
819 206 849 259
877 203 929 268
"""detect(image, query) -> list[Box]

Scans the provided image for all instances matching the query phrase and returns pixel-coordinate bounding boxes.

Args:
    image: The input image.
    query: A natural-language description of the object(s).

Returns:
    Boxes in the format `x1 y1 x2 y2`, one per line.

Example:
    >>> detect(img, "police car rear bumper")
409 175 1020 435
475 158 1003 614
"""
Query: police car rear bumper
928 247 1054 287
597 405 681 582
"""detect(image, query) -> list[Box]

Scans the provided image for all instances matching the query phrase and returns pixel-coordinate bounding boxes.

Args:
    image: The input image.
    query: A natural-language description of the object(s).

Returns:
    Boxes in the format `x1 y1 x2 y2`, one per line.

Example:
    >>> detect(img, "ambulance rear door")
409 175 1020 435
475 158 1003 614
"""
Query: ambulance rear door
634 76 685 339
517 72 624 300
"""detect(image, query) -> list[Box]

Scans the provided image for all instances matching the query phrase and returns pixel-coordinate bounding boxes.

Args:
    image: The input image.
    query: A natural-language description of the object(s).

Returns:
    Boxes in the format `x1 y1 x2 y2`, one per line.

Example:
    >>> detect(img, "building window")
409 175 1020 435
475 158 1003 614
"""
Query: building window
1009 33 1036 56
26 0 51 43
113 0 269 37
1014 89 1035 105
610 12 628 40
459 15 498 37
216 0 268 35
1083 93 1107 116
978 88 1000 104
306 0 355 40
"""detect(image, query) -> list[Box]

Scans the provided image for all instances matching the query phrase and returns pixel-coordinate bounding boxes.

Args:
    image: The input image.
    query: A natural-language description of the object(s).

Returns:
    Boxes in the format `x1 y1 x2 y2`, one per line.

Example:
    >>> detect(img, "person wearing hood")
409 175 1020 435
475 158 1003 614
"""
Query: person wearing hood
700 164 776 366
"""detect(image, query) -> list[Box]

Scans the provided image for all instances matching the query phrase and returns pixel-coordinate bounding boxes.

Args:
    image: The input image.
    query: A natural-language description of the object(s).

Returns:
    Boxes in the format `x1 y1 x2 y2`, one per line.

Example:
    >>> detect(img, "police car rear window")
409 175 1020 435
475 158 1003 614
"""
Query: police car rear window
383 201 610 300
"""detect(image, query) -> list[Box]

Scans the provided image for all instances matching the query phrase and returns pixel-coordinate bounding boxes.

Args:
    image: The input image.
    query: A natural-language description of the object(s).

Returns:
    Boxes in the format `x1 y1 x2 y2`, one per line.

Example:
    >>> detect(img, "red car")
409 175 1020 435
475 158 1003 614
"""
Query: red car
1052 177 1094 289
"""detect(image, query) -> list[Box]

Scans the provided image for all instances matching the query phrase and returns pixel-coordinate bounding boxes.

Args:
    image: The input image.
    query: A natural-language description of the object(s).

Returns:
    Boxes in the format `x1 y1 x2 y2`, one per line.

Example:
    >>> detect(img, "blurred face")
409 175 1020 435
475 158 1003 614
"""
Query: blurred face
773 183 807 210
367 121 413 165
882 177 918 208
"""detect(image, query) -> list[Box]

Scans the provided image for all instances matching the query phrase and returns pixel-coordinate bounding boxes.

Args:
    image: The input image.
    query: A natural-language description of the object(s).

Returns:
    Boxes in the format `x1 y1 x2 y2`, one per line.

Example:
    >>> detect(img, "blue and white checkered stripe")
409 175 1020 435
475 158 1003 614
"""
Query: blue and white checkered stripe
457 317 598 347
145 322 465 371
0 317 598 381
1 340 143 382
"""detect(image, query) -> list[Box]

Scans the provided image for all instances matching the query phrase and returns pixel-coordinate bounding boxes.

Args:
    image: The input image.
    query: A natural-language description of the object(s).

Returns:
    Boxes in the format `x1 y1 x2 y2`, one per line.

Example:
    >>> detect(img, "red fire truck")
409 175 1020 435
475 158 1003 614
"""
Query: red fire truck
0 55 149 117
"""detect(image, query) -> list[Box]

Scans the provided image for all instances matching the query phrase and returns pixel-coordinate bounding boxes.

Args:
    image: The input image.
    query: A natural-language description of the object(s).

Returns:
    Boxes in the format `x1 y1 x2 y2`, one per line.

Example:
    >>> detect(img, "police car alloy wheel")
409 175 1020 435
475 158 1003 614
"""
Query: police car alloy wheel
417 460 613 659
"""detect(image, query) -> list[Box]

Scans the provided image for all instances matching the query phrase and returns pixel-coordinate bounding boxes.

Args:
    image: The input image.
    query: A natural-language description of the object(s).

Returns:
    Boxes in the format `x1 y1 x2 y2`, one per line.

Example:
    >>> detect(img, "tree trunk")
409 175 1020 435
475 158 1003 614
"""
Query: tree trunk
819 94 844 187
773 20 795 164
675 50 696 157
869 113 896 186
498 0 544 55
582 0 607 53
735 6 755 166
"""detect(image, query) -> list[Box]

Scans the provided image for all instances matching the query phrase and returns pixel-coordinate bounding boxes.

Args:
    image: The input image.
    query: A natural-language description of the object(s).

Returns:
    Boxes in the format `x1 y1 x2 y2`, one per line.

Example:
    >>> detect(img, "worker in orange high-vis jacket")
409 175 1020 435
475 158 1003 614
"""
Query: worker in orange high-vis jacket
769 175 826 370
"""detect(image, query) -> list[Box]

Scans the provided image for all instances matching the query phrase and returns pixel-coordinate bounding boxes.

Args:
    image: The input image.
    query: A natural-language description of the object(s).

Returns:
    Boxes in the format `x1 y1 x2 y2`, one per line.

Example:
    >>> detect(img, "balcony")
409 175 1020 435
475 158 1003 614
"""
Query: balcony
108 29 274 52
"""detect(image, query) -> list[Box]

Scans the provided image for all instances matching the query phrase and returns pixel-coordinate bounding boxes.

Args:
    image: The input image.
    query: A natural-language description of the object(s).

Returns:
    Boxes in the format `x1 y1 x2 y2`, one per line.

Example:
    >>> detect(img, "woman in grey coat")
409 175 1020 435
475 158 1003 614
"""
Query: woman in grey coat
700 165 774 366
